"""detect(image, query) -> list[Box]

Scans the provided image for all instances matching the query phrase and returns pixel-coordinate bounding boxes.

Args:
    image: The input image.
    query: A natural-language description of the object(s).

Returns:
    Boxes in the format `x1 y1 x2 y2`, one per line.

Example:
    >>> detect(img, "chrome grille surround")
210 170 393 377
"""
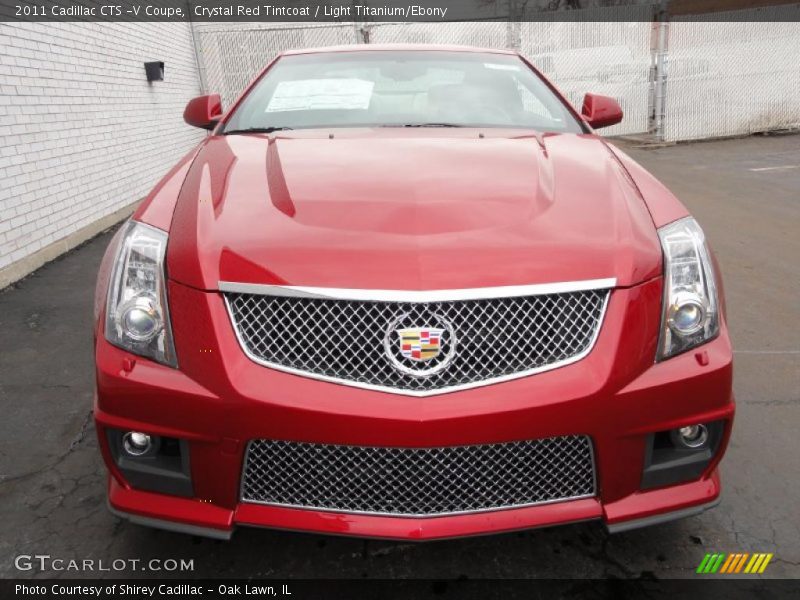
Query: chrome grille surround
241 436 596 517
222 279 613 397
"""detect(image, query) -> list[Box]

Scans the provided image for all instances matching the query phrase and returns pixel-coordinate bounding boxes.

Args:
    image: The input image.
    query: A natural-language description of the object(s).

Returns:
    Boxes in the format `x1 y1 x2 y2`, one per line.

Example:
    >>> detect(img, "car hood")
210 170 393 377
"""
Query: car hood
167 129 662 291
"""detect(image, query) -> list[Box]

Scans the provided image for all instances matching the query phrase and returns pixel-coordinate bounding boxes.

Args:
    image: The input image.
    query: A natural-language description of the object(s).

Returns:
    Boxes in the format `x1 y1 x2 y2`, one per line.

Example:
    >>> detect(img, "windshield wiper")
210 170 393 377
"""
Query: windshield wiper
223 126 293 135
400 123 464 128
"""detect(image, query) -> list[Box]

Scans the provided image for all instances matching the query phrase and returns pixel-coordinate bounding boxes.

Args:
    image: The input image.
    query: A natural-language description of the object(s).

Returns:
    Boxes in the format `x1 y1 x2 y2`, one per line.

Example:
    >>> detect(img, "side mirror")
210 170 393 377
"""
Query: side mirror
183 94 222 130
581 93 623 129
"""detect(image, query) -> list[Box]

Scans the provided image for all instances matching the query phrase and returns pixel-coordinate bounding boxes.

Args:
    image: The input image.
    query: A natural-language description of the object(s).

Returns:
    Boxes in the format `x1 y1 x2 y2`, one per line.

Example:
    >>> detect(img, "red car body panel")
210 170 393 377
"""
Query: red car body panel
133 146 201 232
606 145 691 228
165 131 662 292
96 45 734 540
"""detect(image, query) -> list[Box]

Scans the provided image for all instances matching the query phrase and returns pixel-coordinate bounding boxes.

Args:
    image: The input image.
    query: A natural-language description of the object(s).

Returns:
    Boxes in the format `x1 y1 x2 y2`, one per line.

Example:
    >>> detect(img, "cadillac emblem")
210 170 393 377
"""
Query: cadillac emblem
384 314 456 377
397 327 445 362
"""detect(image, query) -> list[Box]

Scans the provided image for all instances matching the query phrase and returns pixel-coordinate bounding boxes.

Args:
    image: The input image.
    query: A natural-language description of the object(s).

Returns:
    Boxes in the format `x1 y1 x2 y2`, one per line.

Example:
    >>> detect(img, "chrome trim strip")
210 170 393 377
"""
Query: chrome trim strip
241 493 598 519
107 502 234 540
239 437 597 519
222 289 611 397
605 496 721 534
219 278 617 303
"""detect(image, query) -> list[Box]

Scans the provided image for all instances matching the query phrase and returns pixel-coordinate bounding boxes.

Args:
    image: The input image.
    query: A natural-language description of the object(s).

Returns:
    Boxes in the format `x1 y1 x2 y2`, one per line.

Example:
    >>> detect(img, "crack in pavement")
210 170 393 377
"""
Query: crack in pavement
0 409 94 484
68 410 94 452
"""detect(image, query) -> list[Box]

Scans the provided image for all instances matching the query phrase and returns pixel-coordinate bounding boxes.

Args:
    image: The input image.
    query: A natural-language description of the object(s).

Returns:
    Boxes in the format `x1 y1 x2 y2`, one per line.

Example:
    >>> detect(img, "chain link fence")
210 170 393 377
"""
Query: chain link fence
192 7 800 142
194 23 361 106
519 6 654 136
364 20 510 47
662 16 800 141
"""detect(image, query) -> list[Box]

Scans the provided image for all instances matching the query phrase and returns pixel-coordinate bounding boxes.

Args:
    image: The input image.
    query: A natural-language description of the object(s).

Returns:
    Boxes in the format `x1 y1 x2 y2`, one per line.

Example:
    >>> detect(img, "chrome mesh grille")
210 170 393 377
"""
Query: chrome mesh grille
241 436 595 516
224 288 609 394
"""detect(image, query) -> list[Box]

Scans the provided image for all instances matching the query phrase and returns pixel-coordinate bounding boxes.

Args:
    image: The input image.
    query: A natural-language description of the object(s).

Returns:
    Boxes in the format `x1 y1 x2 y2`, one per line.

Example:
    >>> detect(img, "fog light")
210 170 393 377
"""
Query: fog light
123 431 153 456
671 424 708 449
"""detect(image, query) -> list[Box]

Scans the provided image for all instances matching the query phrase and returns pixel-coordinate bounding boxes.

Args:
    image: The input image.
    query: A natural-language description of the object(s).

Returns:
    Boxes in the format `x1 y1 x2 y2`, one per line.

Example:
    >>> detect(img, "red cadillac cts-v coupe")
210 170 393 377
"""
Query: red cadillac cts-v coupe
94 45 734 540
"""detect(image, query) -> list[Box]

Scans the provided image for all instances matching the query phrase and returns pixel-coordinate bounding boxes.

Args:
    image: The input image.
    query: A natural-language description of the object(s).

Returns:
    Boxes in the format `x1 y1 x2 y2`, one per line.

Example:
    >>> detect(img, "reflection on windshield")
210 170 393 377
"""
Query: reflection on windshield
223 51 583 134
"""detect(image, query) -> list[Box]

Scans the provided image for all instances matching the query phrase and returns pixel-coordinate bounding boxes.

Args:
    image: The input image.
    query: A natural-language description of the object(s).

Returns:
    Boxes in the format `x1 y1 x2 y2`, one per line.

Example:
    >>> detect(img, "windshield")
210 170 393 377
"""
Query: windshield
222 50 583 134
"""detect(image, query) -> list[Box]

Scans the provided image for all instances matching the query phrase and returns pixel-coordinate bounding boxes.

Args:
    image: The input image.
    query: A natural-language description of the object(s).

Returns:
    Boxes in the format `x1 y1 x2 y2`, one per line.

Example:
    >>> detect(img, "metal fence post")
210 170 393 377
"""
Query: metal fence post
358 22 372 44
185 0 208 94
652 0 670 141
505 0 521 51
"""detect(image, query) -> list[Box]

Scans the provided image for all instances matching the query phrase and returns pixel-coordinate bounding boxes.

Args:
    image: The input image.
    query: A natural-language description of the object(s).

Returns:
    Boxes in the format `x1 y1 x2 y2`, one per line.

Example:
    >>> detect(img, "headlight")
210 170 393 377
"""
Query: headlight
105 220 177 367
657 217 719 360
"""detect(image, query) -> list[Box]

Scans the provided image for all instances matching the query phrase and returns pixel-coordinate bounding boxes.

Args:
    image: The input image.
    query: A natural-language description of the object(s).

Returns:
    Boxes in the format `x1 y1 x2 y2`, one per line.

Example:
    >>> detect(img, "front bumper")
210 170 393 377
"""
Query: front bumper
95 278 734 540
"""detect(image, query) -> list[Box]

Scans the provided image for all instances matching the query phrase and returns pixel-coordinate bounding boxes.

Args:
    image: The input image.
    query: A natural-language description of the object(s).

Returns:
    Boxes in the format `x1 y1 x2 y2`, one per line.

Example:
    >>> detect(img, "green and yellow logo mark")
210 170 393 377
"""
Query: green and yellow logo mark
697 553 773 574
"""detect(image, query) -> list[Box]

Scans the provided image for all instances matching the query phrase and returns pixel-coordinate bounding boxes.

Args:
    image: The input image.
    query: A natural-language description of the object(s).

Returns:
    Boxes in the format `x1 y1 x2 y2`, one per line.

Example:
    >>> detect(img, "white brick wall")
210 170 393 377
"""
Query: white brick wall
0 22 204 273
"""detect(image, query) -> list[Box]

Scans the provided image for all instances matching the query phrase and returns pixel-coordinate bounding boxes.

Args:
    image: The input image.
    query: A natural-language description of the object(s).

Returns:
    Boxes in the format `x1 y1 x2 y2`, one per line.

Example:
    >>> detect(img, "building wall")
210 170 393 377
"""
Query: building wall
0 23 204 287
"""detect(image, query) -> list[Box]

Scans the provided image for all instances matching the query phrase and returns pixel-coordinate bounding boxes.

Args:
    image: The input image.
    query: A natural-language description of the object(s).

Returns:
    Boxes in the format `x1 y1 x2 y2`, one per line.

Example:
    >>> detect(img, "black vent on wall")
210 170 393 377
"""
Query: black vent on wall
144 61 164 82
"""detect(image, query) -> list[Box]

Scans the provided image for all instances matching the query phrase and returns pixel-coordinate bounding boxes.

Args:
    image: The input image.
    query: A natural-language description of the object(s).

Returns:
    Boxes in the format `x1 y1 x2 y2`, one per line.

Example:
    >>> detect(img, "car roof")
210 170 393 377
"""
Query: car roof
279 43 520 57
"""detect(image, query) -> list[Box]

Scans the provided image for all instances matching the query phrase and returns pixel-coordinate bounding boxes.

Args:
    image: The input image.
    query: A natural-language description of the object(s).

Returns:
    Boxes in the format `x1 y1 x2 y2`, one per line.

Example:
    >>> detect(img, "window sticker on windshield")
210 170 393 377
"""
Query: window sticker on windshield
484 63 520 71
266 79 374 112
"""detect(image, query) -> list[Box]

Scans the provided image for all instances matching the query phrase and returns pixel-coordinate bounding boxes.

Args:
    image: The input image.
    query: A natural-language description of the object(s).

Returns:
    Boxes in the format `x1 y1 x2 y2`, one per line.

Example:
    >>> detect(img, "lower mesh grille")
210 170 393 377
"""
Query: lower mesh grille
241 436 596 516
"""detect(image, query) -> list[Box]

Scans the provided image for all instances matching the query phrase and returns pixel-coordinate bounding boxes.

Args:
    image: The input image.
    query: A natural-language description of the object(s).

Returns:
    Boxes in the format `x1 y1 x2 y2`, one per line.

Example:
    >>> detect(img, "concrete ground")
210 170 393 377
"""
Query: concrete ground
0 134 798 580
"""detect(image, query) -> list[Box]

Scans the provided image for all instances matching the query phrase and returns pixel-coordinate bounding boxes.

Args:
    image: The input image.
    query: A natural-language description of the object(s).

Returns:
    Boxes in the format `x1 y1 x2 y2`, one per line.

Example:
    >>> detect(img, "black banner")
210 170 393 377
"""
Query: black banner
1 0 799 22
2 579 800 600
